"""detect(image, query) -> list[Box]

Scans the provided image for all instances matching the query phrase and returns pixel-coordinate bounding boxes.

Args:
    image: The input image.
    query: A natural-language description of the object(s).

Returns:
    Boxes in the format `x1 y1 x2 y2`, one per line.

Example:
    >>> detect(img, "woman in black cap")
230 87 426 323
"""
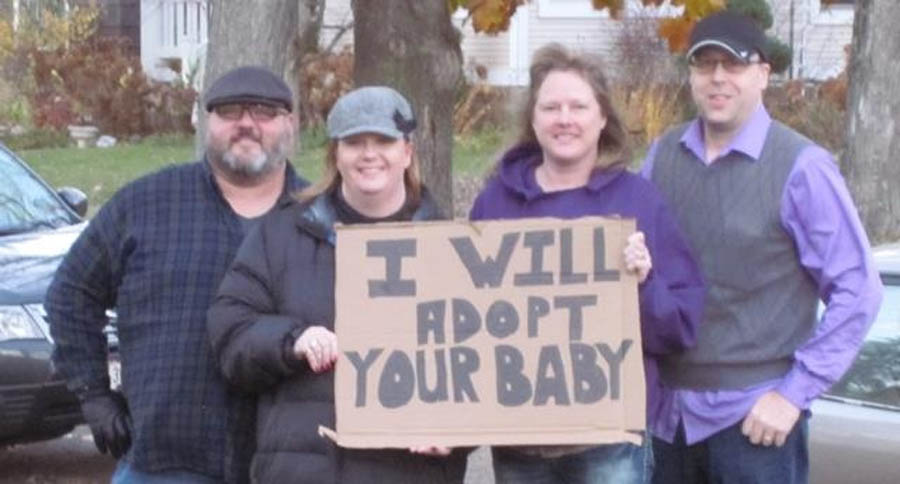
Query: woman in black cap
207 86 467 484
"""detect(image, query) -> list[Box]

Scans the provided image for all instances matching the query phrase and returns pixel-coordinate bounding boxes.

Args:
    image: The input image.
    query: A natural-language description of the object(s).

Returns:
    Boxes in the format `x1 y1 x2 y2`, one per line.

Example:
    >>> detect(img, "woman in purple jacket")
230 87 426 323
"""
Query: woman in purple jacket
470 43 705 484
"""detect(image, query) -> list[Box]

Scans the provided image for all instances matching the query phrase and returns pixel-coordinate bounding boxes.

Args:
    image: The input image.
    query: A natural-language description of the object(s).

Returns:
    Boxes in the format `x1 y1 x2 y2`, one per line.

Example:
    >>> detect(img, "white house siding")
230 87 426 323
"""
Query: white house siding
140 0 209 82
768 0 854 80
799 22 852 80
527 5 622 76
455 17 514 85
455 8 521 85
321 0 353 53
451 0 856 83
453 2 626 86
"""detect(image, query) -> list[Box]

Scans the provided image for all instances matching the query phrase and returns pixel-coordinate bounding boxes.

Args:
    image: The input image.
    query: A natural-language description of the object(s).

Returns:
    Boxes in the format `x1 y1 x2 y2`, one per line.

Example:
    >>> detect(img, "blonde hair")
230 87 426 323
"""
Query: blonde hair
519 43 630 170
294 139 422 205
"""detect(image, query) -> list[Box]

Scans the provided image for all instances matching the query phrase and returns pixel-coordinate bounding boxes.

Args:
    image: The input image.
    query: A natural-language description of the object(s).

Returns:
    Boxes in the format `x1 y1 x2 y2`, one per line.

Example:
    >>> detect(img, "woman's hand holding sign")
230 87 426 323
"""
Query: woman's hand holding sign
294 326 338 373
623 232 652 283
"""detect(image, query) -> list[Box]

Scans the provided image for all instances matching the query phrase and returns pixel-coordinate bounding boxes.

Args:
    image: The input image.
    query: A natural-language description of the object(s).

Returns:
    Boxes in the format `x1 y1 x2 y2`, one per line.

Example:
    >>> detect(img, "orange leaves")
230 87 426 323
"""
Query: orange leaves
591 0 626 19
584 1 727 53
648 0 726 54
450 0 527 34
680 0 727 19
450 0 729 53
658 16 694 53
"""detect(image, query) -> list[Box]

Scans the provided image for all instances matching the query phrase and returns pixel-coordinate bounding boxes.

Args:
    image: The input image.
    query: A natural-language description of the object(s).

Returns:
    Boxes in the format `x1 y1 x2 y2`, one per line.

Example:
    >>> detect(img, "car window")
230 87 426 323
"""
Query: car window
0 147 77 235
826 277 900 409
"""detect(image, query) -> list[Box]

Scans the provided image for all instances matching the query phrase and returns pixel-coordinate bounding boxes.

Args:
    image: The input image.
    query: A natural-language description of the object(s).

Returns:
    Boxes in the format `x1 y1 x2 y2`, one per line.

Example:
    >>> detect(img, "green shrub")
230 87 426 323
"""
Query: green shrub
0 95 30 126
726 0 791 74
727 0 774 30
766 38 793 75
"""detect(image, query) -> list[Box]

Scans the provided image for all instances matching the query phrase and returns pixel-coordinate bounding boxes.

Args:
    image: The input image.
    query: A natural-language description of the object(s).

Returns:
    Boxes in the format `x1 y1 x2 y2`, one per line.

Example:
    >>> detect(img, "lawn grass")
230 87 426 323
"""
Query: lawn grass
19 128 506 217
452 128 513 176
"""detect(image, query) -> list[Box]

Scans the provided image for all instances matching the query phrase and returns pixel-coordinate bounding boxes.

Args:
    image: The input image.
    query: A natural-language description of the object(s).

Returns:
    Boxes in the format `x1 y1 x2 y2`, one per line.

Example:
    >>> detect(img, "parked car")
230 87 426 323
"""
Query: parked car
810 242 900 483
0 142 89 446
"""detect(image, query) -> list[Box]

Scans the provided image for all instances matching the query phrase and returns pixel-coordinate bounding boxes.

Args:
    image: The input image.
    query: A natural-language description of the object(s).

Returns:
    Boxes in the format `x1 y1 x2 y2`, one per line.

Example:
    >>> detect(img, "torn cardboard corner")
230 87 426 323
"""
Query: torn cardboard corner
331 217 644 449
319 426 337 441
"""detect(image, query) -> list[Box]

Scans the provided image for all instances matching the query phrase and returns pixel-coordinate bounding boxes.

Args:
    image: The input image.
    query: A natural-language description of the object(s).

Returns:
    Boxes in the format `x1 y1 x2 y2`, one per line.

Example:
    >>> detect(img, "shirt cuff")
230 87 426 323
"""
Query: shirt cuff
775 363 830 410
282 327 306 371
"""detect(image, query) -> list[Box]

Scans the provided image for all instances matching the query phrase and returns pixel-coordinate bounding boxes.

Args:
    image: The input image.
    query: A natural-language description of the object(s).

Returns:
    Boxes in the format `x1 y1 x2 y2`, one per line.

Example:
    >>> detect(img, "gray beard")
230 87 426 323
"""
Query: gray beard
211 130 292 181
221 150 272 177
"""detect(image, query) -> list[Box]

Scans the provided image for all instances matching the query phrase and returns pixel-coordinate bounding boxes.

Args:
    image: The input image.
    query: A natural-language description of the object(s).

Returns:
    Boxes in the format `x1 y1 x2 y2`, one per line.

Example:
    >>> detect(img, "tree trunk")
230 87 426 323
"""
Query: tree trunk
296 0 326 129
196 0 318 156
844 0 900 244
351 0 463 215
298 0 325 55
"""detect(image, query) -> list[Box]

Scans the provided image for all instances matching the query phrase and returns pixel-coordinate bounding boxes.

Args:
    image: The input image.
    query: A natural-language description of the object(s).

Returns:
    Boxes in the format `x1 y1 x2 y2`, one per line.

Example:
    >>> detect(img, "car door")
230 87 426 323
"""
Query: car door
809 273 900 484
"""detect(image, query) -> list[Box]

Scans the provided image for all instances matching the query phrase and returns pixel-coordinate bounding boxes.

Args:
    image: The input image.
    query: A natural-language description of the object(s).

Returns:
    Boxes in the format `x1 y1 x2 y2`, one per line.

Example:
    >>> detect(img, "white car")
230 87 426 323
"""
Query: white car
810 242 900 484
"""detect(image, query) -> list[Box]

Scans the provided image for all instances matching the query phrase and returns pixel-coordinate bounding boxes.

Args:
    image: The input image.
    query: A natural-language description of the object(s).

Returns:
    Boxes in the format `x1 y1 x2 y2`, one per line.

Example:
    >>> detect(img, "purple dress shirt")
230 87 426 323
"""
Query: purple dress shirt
641 105 884 444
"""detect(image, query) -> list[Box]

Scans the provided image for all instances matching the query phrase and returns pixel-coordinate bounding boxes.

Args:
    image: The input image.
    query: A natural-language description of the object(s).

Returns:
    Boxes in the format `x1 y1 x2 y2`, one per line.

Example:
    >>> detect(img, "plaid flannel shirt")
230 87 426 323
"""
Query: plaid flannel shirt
46 159 306 482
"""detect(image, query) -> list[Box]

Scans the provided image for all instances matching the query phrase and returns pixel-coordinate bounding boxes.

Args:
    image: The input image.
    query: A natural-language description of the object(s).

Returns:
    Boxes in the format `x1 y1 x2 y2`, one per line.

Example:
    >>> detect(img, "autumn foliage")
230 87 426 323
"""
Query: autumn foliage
447 0 527 34
297 47 355 128
445 0 723 53
607 0 726 53
29 37 195 136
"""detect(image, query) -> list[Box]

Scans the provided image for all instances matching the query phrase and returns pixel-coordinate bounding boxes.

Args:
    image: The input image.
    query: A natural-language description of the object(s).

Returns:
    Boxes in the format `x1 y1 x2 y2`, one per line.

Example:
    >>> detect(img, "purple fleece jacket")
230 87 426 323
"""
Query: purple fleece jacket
469 142 705 420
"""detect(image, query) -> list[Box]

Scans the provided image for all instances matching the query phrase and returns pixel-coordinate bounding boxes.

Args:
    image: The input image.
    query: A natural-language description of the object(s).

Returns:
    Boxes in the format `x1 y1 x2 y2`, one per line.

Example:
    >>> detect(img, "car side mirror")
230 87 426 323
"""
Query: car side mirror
57 187 88 217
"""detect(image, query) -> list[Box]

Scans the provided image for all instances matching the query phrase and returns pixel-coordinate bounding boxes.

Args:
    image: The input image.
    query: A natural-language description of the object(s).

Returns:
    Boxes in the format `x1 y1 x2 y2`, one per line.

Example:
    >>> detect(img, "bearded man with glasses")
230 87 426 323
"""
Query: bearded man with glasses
46 66 308 484
641 11 883 484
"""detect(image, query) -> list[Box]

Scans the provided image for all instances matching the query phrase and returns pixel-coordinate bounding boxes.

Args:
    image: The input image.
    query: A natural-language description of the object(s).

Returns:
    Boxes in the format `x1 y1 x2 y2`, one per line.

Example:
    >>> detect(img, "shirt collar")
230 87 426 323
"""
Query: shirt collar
680 104 771 163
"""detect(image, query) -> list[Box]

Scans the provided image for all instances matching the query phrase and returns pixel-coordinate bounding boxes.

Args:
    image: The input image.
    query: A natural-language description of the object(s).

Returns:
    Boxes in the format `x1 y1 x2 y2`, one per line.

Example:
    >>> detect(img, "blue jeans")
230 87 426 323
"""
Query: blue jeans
111 460 220 484
492 439 653 484
652 416 809 484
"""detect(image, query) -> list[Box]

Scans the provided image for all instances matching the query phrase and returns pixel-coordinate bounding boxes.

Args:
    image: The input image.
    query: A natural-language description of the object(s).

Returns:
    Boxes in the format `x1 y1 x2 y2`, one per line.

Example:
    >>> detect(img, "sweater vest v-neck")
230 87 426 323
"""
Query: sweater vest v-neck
650 120 819 390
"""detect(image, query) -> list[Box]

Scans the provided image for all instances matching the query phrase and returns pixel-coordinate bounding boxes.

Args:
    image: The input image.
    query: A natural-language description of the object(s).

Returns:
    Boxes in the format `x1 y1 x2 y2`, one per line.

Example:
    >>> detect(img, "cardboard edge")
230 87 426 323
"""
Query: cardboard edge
333 216 638 233
327 428 645 449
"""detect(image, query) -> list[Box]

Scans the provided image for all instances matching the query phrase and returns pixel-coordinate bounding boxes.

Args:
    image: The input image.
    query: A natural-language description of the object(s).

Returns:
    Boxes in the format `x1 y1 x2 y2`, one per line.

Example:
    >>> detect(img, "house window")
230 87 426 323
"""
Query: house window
816 0 854 25
537 0 609 19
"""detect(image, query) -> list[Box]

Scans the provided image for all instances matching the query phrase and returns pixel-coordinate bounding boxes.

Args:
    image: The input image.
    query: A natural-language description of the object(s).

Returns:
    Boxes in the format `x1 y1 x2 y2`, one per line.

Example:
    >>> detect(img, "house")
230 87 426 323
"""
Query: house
134 0 855 84
138 0 208 82
96 0 141 54
769 0 855 80
443 0 856 84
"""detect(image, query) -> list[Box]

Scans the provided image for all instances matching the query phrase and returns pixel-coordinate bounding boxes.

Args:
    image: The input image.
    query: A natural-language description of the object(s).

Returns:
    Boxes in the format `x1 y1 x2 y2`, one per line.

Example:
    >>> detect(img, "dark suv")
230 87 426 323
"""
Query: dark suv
0 142 89 446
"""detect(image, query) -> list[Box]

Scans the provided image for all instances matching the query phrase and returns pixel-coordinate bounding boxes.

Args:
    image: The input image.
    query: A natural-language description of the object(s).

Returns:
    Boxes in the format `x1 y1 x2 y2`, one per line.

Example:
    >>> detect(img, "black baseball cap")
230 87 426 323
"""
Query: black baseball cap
204 66 293 112
686 11 768 63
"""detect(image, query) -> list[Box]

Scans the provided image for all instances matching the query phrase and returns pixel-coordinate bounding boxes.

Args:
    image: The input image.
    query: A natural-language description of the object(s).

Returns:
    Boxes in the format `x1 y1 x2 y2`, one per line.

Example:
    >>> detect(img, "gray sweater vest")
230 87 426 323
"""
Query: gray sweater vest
651 120 819 390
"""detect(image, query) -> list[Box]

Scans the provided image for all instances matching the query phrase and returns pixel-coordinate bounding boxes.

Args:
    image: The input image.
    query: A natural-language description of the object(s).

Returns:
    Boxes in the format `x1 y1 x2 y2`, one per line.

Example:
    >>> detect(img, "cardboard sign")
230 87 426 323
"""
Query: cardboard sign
329 217 644 448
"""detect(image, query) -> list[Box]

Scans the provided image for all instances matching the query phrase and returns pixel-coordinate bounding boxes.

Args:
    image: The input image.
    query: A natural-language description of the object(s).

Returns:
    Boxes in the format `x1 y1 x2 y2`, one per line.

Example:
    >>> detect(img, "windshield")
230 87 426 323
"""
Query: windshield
0 146 77 235
825 278 900 410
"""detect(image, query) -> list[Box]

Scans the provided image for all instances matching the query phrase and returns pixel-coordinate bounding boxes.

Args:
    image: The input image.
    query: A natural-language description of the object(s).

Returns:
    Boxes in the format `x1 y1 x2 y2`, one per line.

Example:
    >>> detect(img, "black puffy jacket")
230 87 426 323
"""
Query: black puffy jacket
207 189 467 484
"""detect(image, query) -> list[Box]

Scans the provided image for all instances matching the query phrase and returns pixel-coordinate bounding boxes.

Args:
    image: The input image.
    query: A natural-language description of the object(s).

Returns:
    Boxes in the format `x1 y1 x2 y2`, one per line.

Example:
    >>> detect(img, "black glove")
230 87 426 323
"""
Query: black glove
80 390 133 459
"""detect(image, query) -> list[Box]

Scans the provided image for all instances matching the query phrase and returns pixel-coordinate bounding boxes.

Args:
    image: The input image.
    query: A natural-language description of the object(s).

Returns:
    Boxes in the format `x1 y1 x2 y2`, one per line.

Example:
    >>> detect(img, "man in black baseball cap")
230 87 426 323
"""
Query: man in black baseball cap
642 10 882 484
679 10 772 141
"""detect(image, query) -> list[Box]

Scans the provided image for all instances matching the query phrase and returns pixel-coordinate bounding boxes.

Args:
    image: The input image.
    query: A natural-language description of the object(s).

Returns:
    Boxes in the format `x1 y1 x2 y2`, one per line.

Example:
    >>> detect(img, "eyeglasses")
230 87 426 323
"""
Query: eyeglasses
212 103 288 122
688 56 761 74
